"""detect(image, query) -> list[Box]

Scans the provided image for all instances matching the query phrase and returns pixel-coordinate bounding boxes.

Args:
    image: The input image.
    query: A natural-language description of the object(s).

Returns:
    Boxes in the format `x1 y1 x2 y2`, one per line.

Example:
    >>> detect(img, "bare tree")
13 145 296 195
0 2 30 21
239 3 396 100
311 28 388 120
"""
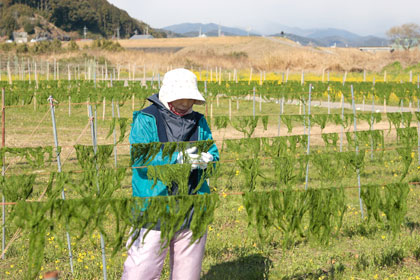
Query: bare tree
387 23 420 50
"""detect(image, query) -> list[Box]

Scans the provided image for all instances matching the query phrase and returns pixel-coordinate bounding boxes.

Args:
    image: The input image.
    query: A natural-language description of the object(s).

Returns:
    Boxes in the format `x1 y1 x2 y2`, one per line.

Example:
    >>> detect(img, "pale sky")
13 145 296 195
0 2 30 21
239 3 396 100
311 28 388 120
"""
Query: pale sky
108 0 420 36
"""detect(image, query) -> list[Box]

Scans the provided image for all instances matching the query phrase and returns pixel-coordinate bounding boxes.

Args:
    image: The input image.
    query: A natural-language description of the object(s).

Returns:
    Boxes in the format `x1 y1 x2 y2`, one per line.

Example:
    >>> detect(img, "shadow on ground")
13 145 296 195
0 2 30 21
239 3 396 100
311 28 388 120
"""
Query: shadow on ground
202 254 272 280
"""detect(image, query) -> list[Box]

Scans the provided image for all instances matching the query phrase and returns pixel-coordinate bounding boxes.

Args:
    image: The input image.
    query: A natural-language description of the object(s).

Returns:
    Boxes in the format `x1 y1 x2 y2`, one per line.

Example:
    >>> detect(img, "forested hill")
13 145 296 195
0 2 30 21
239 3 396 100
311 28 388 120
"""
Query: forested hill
0 0 166 39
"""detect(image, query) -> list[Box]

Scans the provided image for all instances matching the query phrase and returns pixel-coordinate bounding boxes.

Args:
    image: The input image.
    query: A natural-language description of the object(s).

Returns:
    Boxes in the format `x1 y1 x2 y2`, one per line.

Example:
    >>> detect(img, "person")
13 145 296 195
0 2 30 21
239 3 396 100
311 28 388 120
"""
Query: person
122 68 219 280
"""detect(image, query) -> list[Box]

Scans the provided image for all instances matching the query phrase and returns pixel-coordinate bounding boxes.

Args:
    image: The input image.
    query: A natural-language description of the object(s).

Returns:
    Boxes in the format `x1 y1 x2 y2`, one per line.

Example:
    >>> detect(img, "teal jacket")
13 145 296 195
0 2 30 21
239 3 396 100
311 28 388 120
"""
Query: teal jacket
130 105 219 198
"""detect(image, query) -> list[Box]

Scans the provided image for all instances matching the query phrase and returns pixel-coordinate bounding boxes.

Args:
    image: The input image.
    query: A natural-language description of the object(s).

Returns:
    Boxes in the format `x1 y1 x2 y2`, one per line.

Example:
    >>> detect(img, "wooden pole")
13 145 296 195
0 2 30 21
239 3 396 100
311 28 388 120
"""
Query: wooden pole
105 62 108 80
417 99 420 166
229 99 232 120
7 62 12 85
301 70 304 85
34 62 38 89
340 93 344 152
102 97 106 120
143 65 146 85
253 87 256 118
1 88 5 260
328 91 331 114
28 59 31 84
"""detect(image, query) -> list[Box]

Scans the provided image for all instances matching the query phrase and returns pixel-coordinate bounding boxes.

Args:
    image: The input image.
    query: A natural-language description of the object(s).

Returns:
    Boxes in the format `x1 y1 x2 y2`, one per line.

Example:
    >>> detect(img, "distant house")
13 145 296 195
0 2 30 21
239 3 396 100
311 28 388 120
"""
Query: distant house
13 32 28 43
129 34 154 40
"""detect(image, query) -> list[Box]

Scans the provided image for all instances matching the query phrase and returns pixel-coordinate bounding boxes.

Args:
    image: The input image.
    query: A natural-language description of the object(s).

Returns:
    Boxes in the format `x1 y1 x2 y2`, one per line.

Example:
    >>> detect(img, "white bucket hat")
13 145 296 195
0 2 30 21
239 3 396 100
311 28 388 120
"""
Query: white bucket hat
159 68 205 108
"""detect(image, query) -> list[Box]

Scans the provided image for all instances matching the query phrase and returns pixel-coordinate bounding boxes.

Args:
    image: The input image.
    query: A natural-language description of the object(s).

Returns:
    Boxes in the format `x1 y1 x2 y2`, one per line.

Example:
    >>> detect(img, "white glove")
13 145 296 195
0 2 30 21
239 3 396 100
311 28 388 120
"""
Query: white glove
177 147 198 164
193 152 214 170
200 152 214 164
177 148 213 170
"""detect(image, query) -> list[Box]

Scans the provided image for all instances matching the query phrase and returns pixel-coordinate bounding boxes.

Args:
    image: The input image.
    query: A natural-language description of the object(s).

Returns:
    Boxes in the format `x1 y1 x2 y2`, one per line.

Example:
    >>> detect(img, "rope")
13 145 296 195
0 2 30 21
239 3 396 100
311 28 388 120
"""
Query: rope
3 107 51 174
1 181 420 206
60 120 92 167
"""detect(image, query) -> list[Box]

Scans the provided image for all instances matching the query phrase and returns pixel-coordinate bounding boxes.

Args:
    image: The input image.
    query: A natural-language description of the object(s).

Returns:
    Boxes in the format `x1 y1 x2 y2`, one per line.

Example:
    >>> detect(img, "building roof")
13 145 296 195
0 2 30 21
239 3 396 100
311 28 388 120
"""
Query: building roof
13 32 28 38
129 35 154 40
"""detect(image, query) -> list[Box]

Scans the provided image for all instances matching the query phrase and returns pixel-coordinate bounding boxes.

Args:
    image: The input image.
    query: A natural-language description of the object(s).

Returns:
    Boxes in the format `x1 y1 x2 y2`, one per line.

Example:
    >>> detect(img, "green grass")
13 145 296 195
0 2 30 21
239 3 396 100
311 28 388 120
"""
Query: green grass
0 95 420 279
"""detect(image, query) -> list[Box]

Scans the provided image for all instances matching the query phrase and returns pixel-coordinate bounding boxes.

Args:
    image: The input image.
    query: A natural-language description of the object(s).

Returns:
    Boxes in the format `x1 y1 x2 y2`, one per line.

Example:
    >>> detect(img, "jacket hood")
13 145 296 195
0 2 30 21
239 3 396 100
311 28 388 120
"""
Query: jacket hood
147 93 167 110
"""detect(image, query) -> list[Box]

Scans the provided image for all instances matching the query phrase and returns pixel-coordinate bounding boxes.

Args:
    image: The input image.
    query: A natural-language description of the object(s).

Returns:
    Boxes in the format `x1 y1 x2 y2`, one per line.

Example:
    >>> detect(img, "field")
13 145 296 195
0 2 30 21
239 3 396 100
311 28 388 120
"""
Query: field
27 36 420 78
0 56 420 280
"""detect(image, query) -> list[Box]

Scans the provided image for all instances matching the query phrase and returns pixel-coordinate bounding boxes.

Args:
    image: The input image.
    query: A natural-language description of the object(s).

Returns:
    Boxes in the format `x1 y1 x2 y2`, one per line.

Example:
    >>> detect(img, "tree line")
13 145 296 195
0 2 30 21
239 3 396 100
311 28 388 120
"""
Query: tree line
0 0 166 39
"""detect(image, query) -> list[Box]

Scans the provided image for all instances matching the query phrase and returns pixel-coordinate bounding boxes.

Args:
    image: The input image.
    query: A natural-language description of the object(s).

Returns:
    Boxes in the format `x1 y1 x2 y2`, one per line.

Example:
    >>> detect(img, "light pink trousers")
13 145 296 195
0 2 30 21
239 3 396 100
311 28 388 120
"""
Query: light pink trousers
121 228 207 280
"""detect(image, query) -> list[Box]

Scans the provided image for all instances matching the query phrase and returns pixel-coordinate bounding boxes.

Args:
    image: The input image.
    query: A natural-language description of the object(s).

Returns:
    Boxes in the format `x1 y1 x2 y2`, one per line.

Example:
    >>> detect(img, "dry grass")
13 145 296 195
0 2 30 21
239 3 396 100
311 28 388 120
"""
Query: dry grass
55 37 420 74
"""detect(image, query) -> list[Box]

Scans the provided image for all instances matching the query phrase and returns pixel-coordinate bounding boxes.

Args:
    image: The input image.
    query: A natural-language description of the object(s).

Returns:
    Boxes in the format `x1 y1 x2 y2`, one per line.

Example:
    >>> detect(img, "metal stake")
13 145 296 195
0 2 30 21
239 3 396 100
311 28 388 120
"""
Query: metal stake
304 85 312 190
88 105 108 280
370 95 375 160
351 86 364 220
48 96 74 273
112 100 117 167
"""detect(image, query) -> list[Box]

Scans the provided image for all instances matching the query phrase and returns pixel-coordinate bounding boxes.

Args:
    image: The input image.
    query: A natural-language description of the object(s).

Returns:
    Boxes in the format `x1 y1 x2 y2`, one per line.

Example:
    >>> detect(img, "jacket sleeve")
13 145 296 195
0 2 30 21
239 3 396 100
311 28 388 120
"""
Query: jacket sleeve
199 117 219 162
130 112 178 167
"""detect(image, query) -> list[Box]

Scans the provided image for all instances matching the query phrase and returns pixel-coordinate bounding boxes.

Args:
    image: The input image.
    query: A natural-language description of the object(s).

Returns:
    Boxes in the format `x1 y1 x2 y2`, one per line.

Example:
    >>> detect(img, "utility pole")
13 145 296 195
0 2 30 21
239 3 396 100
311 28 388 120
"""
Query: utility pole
115 27 120 40
83 26 87 40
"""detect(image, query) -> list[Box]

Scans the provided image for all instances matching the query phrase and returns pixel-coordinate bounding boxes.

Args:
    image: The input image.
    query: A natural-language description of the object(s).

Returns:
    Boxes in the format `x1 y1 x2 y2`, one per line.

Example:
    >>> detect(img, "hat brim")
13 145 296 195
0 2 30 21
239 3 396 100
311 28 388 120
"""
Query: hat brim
159 87 206 105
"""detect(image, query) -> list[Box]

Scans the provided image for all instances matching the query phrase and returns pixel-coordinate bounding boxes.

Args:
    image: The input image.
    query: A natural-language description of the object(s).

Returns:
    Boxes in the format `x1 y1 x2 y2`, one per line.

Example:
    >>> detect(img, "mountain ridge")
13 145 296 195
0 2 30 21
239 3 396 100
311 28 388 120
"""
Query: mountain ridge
163 22 389 47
